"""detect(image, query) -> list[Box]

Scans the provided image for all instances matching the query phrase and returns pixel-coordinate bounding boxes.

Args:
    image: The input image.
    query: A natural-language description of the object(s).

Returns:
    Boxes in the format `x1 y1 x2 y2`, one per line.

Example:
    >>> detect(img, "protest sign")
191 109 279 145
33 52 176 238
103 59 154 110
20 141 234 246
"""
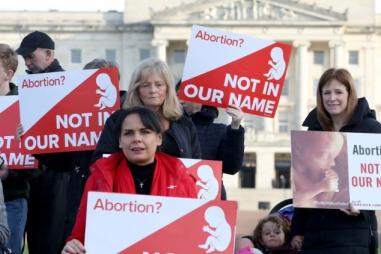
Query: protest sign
180 158 222 201
178 25 292 117
0 96 37 169
85 192 237 254
291 130 381 210
18 68 119 154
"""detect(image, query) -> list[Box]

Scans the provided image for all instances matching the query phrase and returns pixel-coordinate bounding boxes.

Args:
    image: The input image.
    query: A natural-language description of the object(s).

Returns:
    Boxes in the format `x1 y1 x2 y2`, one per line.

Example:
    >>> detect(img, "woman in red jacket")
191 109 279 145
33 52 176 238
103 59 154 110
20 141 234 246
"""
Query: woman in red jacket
61 106 197 254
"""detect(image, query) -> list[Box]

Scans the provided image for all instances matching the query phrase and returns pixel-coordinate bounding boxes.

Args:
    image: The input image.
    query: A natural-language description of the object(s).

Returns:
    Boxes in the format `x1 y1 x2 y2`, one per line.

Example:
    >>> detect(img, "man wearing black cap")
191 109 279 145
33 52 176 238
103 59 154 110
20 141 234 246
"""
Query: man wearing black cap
16 31 64 74
16 31 70 254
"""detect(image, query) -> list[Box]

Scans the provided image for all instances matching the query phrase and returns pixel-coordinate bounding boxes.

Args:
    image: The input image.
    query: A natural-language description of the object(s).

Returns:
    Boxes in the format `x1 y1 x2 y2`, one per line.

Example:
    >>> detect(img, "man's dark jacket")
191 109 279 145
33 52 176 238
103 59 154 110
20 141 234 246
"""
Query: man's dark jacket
191 106 245 200
26 59 92 254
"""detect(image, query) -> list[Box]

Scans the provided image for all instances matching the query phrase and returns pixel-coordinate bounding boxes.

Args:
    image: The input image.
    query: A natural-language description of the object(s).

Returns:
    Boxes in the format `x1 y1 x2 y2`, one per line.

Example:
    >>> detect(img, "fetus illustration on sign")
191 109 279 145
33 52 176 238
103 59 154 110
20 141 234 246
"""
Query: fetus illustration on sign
94 73 117 110
198 206 231 253
263 47 286 80
196 165 219 201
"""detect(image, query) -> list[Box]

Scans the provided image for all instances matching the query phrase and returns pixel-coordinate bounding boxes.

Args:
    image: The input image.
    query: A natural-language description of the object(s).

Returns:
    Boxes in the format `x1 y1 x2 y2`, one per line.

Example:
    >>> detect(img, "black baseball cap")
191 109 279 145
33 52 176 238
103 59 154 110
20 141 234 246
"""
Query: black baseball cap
16 31 55 56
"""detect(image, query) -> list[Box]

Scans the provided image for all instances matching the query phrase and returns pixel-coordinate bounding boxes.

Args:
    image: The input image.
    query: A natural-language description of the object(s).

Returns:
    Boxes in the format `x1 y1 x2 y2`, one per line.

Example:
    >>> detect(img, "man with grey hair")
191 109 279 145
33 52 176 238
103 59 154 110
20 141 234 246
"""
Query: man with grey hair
16 30 63 74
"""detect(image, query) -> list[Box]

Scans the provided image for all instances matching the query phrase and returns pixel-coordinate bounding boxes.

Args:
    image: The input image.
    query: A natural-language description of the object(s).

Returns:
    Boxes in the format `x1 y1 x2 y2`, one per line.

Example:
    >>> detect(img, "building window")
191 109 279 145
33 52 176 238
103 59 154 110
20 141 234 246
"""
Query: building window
278 111 289 133
139 48 151 60
313 50 324 65
105 49 116 63
281 79 289 96
174 49 186 63
273 153 291 189
258 201 270 210
240 153 256 188
348 50 359 65
71 49 82 63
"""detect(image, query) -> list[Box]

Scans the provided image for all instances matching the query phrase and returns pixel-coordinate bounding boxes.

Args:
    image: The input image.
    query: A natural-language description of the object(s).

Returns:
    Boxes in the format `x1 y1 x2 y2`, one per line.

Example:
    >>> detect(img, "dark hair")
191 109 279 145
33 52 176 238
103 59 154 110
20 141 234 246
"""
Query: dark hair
83 58 117 70
253 214 290 251
316 68 358 131
116 106 162 137
83 58 120 81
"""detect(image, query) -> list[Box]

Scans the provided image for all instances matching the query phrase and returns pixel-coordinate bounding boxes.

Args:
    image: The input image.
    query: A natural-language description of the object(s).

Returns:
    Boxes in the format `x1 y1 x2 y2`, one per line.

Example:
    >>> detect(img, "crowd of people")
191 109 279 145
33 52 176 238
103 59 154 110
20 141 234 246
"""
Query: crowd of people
0 30 379 254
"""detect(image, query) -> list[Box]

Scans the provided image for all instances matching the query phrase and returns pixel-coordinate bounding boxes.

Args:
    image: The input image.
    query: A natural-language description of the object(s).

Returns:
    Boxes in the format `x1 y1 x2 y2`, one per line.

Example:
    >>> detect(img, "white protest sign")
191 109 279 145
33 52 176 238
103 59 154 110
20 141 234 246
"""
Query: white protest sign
179 25 292 117
291 130 381 210
85 192 237 254
17 68 119 154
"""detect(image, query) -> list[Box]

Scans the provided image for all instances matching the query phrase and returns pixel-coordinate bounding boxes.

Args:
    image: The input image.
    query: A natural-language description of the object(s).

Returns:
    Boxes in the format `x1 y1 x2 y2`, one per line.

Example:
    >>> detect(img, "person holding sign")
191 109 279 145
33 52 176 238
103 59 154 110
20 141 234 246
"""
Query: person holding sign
182 103 244 200
0 43 36 254
15 31 73 254
291 68 381 253
93 58 201 161
61 106 197 254
176 79 244 200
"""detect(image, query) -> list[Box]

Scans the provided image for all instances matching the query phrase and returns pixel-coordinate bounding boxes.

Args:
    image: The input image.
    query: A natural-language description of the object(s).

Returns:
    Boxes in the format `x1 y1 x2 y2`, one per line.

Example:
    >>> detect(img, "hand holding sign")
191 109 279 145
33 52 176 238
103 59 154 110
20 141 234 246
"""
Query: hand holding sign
62 239 86 254
340 203 360 216
226 104 243 129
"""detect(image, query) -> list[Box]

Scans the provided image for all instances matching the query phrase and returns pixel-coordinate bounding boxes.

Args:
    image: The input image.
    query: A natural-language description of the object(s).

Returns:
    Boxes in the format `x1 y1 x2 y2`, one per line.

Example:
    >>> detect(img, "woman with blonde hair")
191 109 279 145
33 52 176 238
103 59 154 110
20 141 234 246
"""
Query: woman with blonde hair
291 68 381 253
93 58 201 160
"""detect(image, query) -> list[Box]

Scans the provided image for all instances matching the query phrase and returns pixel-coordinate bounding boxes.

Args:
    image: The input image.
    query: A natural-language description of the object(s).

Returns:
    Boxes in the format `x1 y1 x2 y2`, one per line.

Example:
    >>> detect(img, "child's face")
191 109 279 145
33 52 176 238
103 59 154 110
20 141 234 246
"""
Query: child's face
261 221 285 249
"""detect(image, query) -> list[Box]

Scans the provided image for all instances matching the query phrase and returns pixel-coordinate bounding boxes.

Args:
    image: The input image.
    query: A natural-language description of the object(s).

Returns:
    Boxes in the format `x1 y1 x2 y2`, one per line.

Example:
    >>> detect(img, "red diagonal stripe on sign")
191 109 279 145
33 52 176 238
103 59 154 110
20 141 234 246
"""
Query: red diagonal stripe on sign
0 100 19 134
21 68 119 153
118 200 237 254
0 100 38 169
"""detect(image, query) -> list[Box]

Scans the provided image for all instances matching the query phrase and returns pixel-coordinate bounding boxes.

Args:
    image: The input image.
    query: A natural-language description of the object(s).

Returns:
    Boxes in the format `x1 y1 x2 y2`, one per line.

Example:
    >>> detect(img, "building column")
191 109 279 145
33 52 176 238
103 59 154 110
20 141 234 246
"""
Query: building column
151 39 168 62
362 43 376 103
255 150 275 188
329 40 344 67
293 40 310 129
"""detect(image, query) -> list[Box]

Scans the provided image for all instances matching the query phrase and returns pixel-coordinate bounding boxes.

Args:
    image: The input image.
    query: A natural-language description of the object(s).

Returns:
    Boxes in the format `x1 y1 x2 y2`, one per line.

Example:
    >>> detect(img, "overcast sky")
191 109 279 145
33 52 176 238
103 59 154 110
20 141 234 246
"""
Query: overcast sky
0 0 380 13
